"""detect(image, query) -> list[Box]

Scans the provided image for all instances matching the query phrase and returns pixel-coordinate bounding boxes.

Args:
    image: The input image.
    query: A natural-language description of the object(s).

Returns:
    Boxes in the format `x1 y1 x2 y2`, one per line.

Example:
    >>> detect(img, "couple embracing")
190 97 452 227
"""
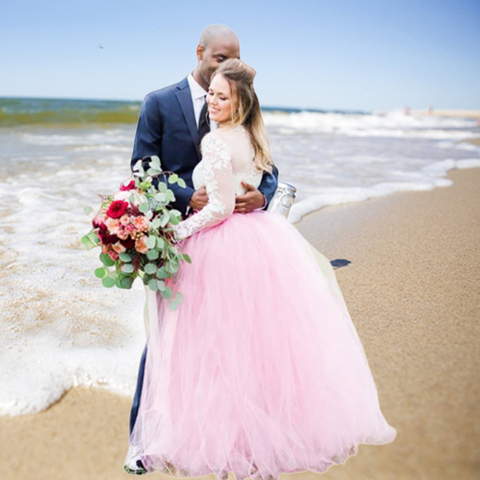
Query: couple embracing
124 24 396 480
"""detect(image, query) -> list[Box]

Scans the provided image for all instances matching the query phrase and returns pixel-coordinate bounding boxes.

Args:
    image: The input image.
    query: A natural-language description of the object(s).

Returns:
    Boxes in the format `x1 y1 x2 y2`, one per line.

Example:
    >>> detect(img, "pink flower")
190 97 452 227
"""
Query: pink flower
105 218 121 234
135 235 149 254
112 242 126 253
133 216 149 231
120 215 131 226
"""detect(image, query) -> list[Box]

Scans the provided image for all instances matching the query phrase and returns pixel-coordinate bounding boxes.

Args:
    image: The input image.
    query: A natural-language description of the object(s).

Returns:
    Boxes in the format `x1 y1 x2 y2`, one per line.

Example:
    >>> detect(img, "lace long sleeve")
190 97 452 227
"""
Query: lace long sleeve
172 133 235 242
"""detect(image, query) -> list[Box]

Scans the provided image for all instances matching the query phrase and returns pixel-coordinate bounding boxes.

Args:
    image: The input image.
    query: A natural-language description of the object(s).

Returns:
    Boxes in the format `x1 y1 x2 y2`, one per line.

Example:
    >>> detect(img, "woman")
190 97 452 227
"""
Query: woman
124 59 397 479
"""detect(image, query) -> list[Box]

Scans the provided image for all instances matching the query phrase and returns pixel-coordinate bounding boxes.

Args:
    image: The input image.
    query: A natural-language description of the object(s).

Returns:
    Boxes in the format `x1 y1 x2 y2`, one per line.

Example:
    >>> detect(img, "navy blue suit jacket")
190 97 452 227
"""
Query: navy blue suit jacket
130 76 279 217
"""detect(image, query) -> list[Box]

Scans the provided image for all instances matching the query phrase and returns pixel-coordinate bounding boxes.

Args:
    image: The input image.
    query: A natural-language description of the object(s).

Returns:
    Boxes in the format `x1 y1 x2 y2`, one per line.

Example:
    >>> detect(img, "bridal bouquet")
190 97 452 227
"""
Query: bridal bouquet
81 156 190 310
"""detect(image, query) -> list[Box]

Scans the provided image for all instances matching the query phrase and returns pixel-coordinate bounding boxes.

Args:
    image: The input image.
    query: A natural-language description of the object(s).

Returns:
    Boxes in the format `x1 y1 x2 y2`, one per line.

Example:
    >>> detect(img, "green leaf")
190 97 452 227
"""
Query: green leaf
168 292 183 310
150 155 161 168
95 267 107 278
156 237 165 250
151 217 162 229
162 286 173 299
83 206 93 215
168 173 179 184
144 263 157 275
165 189 175 202
156 280 166 291
147 168 162 176
120 276 134 289
169 210 181 225
139 202 149 213
121 263 135 274
146 235 156 249
119 252 132 262
100 253 115 267
154 192 167 203
102 277 115 288
166 261 179 274
156 267 169 279
148 278 158 291
182 253 192 264
177 178 186 189
81 231 100 250
146 249 159 260
158 182 167 193
160 212 170 228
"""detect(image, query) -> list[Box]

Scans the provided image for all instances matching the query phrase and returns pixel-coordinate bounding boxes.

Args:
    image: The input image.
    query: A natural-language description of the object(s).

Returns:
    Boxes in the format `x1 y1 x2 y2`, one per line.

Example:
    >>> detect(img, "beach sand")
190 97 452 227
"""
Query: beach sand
1 167 479 480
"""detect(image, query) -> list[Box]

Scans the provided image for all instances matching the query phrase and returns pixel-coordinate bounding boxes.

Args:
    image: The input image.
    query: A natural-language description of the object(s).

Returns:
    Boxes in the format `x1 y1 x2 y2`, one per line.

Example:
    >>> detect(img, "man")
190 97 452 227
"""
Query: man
126 24 279 473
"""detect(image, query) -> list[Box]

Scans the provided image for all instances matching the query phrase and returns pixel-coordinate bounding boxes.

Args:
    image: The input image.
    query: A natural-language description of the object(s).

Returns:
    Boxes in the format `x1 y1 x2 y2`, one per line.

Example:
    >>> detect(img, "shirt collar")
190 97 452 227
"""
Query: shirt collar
187 73 208 100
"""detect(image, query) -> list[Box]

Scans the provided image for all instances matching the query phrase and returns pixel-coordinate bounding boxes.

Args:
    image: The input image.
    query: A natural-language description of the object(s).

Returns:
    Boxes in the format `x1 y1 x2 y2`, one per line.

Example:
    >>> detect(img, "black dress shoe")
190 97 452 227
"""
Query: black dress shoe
123 459 147 475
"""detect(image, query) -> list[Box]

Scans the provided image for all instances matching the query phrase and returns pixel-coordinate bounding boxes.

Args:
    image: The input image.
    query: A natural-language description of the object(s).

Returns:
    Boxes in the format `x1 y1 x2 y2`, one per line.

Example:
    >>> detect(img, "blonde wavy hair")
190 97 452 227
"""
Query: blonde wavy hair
211 58 274 173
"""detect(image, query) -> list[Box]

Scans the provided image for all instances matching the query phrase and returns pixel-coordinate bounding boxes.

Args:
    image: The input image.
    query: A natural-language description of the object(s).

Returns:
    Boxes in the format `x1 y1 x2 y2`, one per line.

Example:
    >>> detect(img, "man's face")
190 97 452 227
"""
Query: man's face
197 38 240 87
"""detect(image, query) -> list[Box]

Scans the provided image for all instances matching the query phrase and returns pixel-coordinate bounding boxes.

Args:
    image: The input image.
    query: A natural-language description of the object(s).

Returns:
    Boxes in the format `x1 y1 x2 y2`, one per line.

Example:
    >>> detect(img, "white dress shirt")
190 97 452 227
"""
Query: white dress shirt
187 73 217 131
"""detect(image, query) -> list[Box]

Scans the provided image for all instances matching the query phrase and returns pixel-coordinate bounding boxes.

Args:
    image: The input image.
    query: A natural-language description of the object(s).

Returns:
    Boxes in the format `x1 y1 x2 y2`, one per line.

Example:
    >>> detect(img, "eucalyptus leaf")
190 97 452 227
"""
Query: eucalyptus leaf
162 286 173 299
120 276 134 289
147 249 159 260
177 178 186 188
121 263 135 274
100 253 115 267
81 231 100 250
102 277 115 288
139 202 149 213
151 218 162 229
183 253 192 264
146 235 156 249
95 267 107 278
160 212 170 228
119 252 132 262
144 263 157 275
156 267 169 279
155 192 167 203
156 237 165 250
168 173 179 184
165 189 175 202
148 278 158 291
83 206 93 215
150 155 161 168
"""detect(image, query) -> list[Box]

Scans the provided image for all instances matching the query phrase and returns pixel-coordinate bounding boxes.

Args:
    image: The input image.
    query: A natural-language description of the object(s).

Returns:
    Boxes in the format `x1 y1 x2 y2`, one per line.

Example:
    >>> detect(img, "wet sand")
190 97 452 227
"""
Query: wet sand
1 167 479 480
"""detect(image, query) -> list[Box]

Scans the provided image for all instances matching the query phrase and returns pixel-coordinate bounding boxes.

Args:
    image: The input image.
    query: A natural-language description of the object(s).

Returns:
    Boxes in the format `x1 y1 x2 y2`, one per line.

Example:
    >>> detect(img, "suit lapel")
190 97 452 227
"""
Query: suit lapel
175 78 201 160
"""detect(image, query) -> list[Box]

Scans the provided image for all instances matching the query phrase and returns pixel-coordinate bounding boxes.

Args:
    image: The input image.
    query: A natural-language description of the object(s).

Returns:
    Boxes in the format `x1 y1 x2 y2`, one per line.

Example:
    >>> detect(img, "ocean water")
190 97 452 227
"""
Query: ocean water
1 97 479 416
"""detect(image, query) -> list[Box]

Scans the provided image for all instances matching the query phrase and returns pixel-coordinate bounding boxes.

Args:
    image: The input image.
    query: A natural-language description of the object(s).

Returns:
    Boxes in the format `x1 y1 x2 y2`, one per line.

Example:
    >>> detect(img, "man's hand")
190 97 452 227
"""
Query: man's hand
189 186 208 211
234 181 265 213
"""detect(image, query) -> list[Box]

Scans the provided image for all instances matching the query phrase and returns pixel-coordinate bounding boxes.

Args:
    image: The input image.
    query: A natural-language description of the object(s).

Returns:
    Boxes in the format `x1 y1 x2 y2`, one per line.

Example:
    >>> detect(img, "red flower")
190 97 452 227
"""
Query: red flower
120 237 135 249
107 200 128 219
120 180 135 191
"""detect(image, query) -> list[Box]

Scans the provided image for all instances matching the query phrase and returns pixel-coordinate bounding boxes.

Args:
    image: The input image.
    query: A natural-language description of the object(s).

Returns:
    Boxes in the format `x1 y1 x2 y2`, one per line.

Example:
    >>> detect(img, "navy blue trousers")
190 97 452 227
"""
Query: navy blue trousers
129 343 148 435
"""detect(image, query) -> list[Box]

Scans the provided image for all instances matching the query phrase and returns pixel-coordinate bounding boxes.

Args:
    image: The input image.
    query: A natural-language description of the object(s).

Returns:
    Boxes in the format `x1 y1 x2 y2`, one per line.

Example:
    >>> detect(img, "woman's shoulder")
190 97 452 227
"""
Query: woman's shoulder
200 131 233 163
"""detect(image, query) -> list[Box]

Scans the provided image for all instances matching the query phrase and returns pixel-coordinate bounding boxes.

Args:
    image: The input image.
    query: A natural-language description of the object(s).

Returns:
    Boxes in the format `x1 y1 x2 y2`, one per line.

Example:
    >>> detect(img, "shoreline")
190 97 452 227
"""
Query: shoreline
410 109 480 119
1 166 480 479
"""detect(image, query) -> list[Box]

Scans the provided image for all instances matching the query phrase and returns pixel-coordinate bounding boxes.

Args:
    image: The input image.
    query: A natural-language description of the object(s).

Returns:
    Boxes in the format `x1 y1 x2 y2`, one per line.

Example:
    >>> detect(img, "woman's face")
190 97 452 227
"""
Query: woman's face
207 74 237 126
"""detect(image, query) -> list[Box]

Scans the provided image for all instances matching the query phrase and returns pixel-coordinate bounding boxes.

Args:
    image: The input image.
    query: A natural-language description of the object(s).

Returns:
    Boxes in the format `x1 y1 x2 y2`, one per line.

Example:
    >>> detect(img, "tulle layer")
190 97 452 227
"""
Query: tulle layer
125 211 396 479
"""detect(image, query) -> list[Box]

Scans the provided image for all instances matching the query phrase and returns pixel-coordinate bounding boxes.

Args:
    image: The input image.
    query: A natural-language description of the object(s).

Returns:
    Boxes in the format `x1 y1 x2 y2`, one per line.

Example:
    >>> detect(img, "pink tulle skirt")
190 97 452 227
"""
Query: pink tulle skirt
125 210 397 479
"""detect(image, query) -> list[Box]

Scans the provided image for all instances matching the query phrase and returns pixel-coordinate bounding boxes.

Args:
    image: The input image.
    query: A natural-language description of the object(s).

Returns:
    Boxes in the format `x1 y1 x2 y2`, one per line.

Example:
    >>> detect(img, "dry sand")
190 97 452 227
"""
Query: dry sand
1 168 479 480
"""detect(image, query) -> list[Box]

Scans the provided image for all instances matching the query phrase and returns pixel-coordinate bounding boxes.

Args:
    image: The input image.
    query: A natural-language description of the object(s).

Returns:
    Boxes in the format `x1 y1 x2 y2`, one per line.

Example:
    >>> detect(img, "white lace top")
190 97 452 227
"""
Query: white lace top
173 126 263 242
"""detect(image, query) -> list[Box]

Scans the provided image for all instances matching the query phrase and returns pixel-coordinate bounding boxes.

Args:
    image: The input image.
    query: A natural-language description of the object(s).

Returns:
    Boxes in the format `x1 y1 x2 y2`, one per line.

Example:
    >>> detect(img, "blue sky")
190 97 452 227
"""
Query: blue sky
0 0 479 111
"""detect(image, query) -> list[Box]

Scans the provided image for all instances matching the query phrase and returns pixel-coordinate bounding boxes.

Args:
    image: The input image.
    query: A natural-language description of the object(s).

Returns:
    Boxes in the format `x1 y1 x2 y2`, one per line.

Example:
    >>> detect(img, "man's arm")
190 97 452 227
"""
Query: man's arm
257 164 279 209
131 92 195 213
